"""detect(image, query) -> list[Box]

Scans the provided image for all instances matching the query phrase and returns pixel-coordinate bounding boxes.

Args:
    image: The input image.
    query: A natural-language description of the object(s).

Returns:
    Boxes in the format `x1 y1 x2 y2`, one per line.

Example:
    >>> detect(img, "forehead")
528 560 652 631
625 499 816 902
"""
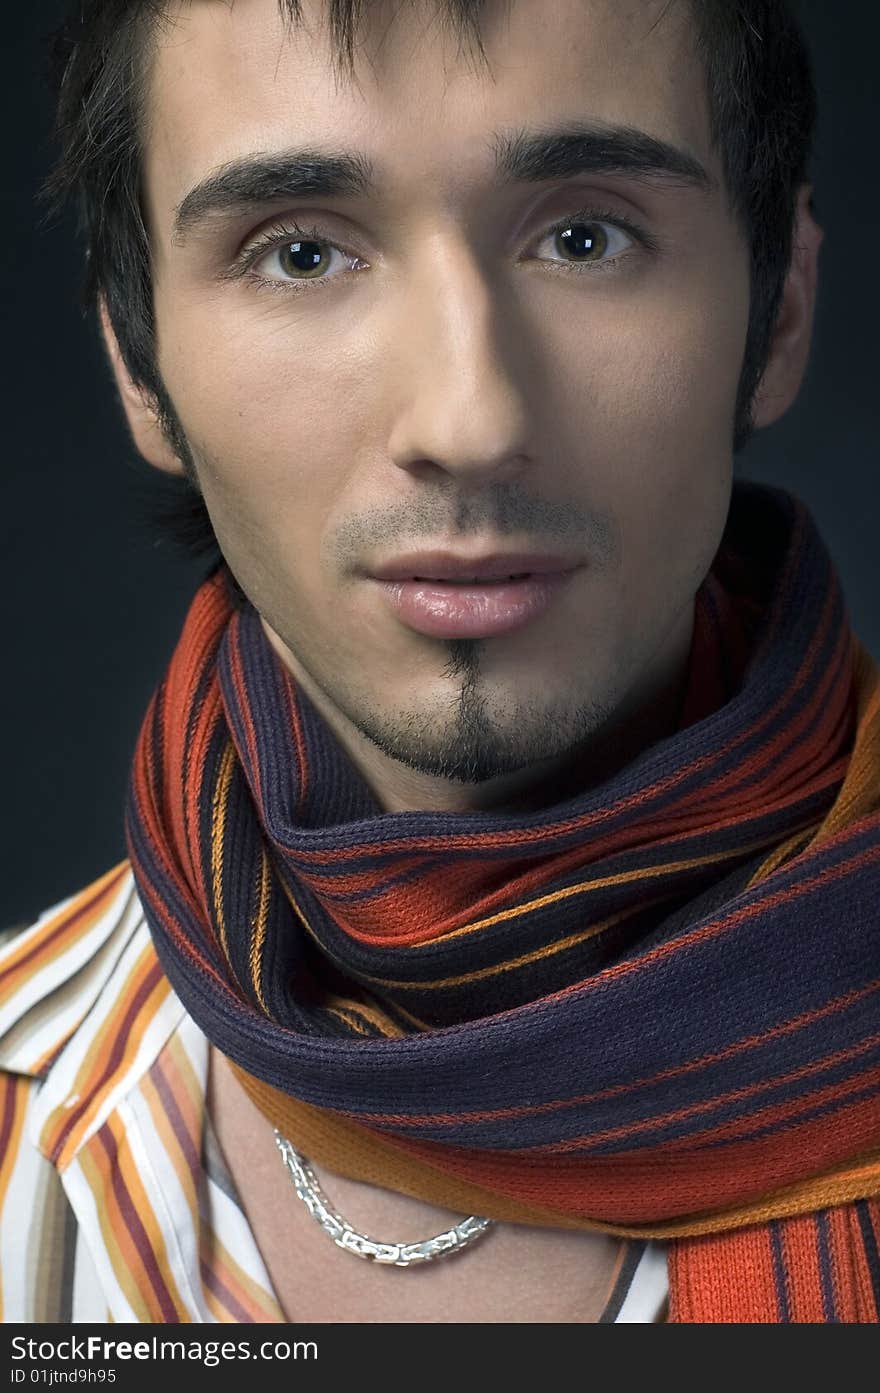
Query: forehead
144 0 713 223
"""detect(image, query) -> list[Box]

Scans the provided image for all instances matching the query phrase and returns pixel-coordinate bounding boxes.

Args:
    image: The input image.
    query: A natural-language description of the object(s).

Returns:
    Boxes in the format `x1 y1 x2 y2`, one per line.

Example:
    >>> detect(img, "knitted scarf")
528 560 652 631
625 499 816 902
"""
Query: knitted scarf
125 478 880 1322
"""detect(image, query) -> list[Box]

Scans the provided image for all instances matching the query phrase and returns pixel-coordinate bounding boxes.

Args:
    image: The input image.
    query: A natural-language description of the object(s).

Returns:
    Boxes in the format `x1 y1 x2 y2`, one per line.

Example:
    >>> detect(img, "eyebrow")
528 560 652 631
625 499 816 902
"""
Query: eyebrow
172 121 716 243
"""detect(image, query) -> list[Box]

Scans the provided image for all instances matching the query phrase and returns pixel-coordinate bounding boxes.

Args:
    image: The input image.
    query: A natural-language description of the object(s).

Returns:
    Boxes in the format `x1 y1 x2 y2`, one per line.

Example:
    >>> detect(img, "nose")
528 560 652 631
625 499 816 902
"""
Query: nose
384 236 534 488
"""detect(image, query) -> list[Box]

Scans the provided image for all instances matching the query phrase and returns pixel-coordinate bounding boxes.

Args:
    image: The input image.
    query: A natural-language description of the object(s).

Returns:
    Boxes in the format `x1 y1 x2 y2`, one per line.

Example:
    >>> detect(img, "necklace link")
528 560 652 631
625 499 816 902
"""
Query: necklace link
274 1130 495 1267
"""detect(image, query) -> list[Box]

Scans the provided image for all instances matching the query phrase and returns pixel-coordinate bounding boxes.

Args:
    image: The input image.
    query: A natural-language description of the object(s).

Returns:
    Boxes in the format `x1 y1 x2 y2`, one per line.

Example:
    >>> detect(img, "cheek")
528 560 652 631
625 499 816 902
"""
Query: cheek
624 330 739 582
543 276 746 628
563 284 746 441
158 318 366 565
549 263 747 493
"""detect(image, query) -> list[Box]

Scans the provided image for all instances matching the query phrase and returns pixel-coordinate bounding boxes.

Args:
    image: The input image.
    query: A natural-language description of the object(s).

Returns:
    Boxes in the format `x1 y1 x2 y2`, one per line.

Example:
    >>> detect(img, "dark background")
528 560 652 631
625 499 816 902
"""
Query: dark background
3 1 878 927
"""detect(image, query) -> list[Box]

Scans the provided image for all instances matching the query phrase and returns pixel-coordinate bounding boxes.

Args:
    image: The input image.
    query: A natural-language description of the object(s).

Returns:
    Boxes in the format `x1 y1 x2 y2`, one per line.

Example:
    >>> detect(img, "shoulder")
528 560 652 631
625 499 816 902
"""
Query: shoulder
0 861 144 1081
0 860 186 1163
0 862 185 1321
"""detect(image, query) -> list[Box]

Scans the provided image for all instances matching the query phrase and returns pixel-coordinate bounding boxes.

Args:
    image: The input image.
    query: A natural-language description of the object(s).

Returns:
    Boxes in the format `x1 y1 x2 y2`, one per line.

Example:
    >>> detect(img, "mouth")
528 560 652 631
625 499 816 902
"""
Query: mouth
366 555 583 639
411 571 533 584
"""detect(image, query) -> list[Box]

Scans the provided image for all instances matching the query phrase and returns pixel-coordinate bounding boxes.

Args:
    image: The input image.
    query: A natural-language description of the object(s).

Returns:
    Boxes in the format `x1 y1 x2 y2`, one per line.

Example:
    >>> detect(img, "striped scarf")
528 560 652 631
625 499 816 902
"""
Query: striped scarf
126 478 880 1322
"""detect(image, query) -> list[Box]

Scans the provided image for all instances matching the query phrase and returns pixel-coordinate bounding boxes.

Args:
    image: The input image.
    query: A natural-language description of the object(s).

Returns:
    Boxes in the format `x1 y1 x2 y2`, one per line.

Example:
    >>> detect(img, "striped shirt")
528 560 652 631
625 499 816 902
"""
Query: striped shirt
0 861 669 1323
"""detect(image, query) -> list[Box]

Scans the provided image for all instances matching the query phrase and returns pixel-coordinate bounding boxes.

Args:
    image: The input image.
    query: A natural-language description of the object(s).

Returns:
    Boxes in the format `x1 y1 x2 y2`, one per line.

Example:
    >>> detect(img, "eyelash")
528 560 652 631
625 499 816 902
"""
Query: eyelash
225 206 659 295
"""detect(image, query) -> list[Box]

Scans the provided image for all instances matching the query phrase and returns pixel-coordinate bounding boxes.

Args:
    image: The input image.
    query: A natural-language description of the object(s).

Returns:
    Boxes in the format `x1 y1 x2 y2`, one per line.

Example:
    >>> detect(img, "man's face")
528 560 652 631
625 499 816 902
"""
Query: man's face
142 0 750 810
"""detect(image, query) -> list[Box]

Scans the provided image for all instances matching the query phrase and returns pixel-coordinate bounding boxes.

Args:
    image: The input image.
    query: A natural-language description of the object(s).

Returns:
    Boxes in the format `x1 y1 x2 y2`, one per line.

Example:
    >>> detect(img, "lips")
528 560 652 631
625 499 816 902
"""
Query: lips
378 575 577 639
371 552 578 583
365 550 583 637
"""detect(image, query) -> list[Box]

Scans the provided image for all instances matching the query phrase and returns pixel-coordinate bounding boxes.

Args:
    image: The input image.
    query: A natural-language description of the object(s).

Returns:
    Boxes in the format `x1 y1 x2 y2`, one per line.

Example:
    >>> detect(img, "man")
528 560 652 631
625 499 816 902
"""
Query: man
2 0 879 1324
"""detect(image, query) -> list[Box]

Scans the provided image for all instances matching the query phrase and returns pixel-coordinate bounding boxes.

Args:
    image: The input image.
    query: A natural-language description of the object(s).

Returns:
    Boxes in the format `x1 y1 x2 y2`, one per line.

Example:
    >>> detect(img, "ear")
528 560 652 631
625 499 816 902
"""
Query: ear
98 298 185 475
751 185 824 429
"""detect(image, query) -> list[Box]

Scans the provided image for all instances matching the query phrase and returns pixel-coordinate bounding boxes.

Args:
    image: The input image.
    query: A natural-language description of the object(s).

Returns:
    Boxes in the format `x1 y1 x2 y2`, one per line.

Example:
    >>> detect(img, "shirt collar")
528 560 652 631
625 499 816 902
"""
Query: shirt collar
0 861 186 1170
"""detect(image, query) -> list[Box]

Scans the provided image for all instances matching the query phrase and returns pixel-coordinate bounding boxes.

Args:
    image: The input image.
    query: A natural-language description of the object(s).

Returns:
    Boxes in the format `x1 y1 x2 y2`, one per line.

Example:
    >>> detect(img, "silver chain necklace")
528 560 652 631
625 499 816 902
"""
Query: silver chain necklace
274 1130 496 1267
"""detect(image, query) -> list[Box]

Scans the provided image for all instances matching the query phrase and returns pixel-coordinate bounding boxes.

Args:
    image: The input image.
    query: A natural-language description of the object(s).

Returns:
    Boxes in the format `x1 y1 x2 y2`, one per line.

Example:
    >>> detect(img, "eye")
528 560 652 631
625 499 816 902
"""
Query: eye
531 213 638 272
245 223 365 289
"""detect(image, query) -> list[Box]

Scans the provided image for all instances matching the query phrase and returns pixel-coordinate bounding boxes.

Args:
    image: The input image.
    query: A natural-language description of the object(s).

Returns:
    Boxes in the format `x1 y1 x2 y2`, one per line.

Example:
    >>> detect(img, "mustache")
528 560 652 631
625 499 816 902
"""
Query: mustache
328 493 618 573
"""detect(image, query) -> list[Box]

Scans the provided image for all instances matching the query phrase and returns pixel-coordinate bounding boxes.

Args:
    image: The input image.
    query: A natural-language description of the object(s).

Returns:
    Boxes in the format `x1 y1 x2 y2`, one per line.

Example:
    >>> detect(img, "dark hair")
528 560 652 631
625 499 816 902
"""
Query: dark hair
43 0 817 568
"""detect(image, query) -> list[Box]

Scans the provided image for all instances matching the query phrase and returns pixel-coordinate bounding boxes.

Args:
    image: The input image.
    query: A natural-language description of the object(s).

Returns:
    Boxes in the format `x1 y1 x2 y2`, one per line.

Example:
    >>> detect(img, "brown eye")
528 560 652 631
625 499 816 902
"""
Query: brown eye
534 217 635 271
556 222 609 262
277 238 329 278
248 228 363 287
